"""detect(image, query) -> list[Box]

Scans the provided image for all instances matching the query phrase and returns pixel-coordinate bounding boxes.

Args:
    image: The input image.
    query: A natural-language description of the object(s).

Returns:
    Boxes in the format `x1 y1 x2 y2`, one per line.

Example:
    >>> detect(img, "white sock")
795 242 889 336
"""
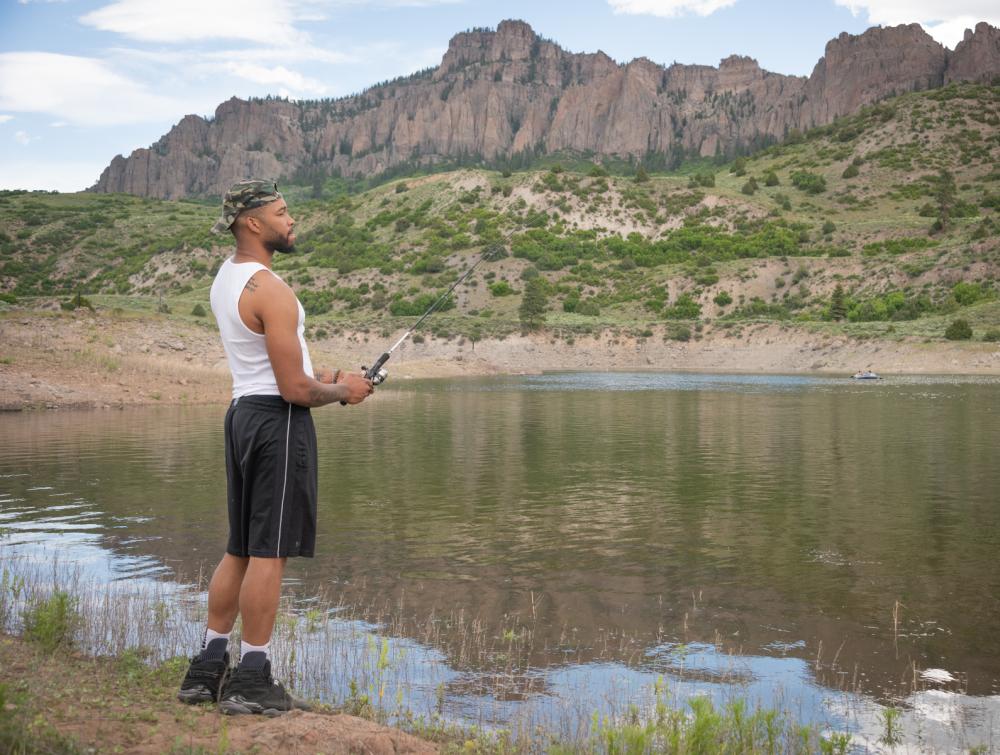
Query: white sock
202 627 231 650
240 640 270 662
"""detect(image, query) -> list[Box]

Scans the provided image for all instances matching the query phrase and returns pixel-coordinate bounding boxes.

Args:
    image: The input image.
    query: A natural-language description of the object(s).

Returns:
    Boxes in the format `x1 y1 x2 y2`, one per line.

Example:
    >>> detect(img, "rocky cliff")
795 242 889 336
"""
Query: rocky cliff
91 19 1000 199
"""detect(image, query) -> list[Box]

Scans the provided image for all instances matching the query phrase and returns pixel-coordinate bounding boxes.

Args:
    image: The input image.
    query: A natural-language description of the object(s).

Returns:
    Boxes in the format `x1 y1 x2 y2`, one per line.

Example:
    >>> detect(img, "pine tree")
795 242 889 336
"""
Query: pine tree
830 284 847 321
519 277 548 332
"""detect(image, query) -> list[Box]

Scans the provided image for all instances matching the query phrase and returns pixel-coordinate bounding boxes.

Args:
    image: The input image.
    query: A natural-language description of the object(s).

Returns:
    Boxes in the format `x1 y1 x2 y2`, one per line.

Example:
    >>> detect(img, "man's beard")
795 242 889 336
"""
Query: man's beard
267 233 295 254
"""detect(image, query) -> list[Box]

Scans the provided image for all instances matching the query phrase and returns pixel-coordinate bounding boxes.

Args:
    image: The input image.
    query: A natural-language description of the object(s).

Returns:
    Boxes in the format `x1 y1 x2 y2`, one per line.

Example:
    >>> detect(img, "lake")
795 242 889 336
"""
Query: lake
2 372 999 749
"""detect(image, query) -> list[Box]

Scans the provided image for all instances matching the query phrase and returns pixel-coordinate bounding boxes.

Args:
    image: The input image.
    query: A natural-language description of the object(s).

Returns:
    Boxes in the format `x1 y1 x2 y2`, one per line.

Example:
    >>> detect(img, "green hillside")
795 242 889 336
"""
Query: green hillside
2 82 999 345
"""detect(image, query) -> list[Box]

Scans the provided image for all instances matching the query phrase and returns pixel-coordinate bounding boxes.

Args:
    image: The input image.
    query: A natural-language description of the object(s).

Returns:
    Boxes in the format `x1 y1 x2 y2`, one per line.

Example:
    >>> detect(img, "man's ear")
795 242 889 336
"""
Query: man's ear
243 213 263 235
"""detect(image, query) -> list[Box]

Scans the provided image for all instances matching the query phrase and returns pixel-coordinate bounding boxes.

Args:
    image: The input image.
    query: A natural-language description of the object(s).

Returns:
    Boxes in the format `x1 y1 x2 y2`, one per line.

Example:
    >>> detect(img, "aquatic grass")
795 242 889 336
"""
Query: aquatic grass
22 590 80 652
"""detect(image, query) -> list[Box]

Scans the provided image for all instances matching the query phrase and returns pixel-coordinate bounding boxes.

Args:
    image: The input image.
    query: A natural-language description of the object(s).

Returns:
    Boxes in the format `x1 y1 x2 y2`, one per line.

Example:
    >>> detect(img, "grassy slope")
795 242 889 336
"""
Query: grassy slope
1 83 998 347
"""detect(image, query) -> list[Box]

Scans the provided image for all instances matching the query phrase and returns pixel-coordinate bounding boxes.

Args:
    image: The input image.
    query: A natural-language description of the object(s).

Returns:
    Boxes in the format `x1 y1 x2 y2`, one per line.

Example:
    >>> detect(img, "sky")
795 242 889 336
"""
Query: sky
1 0 997 193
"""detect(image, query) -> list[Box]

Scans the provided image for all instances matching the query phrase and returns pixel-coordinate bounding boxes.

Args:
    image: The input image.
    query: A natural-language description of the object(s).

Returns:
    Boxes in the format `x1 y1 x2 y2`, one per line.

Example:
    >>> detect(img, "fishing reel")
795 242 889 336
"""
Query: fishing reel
363 364 389 386
340 352 390 405
362 352 391 387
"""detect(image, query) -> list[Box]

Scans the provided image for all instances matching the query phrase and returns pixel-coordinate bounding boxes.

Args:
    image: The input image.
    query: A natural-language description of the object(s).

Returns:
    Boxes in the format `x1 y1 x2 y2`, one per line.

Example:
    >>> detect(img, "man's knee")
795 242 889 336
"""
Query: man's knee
246 556 287 574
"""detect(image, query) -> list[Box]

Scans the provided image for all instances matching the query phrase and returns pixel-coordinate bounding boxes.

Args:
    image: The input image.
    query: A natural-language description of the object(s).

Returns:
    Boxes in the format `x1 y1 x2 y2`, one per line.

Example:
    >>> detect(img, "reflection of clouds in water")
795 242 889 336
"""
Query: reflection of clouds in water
826 689 1000 754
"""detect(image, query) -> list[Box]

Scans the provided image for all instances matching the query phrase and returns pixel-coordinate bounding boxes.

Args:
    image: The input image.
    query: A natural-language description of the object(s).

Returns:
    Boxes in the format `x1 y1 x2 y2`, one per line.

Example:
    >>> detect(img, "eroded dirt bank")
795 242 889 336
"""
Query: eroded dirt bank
2 310 998 410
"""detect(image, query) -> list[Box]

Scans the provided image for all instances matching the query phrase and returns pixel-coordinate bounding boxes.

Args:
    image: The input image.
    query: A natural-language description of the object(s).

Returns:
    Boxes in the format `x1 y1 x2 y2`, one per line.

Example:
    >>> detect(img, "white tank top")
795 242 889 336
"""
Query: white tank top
210 257 314 399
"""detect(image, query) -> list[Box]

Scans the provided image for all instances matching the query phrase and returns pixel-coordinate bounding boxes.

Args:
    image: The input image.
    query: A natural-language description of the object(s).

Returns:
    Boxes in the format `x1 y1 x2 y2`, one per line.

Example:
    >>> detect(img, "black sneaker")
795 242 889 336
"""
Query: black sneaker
177 651 230 704
219 660 311 717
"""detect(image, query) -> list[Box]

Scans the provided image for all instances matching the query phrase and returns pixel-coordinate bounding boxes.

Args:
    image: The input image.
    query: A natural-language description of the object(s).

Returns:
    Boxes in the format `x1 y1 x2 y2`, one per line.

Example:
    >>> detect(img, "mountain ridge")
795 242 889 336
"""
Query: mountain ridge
91 19 1000 199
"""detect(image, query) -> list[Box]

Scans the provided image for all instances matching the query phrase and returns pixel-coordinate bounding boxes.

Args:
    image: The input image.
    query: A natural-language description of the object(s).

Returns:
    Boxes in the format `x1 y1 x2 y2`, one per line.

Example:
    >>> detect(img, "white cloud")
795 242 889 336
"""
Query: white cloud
80 0 307 45
49 121 68 127
0 115 13 124
0 52 196 126
81 0 464 45
224 62 328 96
14 130 37 145
833 1 1000 47
607 0 738 17
0 160 106 192
107 43 355 68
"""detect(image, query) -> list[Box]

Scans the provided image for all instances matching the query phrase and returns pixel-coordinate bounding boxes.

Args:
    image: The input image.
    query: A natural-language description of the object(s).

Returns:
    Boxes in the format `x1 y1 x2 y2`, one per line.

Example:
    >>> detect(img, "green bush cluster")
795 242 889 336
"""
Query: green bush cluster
951 281 988 306
945 319 973 340
790 171 827 194
662 293 702 320
512 220 814 273
389 291 455 317
298 214 397 274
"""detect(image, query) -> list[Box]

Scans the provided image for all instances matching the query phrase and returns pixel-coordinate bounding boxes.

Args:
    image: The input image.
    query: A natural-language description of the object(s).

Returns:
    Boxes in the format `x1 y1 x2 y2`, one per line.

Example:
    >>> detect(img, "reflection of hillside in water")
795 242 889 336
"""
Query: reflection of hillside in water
2 377 998 699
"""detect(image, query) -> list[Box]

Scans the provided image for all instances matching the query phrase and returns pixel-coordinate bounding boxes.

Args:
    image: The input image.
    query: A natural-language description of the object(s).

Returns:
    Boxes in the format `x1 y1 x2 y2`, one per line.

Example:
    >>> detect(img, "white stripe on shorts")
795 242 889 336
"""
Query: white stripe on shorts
275 403 291 557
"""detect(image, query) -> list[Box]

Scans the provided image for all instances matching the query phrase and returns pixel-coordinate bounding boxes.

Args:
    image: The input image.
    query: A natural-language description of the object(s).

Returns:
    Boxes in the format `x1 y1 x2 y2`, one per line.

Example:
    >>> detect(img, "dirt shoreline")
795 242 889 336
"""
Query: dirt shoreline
2 309 998 410
0 634 440 754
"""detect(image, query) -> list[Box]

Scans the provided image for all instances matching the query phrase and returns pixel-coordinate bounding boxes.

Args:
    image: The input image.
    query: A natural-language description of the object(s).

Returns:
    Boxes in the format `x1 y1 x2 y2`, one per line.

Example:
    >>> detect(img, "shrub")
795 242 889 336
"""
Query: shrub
842 163 860 179
822 221 836 235
982 328 1000 342
667 324 692 341
952 281 988 306
190 303 207 317
688 171 716 188
730 157 747 176
764 171 779 186
576 300 601 316
741 177 758 195
390 292 454 316
790 171 827 194
23 591 80 652
663 293 702 320
713 291 733 306
489 280 515 297
944 319 972 340
61 292 93 311
411 255 445 274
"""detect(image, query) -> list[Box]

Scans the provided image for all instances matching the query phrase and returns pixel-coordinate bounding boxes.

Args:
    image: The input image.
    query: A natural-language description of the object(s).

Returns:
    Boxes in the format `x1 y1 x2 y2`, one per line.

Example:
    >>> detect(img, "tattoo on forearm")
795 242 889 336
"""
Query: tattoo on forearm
308 383 338 406
244 278 258 294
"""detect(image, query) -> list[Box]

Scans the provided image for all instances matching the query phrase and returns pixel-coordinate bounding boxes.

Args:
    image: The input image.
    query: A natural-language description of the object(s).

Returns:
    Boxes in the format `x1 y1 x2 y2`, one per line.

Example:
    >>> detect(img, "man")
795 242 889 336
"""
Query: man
178 179 373 716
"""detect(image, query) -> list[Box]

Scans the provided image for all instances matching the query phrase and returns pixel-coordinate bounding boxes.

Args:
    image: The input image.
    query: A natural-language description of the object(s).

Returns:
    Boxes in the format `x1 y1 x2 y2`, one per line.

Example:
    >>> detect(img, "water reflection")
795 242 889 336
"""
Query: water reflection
1 373 999 743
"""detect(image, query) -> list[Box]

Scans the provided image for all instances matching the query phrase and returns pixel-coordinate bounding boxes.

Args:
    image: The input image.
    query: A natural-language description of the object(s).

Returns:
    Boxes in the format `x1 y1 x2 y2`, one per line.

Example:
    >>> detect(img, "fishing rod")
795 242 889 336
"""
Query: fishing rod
341 238 510 402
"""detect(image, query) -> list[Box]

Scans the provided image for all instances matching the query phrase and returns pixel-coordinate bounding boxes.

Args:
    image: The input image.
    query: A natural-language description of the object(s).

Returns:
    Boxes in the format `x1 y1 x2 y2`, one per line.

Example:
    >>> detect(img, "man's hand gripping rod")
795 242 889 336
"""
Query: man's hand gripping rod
340 243 504 403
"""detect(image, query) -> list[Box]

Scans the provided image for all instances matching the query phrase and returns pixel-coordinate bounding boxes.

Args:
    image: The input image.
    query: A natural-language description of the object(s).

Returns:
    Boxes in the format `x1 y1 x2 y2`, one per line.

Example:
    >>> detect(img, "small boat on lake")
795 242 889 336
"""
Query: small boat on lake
851 370 880 380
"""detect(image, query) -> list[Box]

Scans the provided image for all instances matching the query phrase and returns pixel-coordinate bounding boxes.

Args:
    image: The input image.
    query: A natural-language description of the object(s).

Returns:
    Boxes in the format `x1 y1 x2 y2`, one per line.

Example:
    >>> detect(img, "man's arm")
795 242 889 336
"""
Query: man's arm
251 273 372 407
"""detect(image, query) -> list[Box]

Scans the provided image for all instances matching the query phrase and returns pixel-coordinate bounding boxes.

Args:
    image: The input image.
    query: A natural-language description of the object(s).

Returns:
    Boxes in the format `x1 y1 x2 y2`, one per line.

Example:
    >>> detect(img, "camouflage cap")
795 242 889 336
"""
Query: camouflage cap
211 179 283 234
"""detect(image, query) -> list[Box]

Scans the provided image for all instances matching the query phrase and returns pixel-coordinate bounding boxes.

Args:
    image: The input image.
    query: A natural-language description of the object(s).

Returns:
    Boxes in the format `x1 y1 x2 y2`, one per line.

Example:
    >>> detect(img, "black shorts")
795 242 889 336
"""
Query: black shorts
224 395 317 558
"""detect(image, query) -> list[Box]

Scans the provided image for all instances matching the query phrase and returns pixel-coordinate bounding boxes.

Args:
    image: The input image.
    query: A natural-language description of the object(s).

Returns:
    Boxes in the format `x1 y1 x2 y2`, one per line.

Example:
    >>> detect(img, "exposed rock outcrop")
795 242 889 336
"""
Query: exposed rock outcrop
91 19 1000 200
946 22 1000 84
